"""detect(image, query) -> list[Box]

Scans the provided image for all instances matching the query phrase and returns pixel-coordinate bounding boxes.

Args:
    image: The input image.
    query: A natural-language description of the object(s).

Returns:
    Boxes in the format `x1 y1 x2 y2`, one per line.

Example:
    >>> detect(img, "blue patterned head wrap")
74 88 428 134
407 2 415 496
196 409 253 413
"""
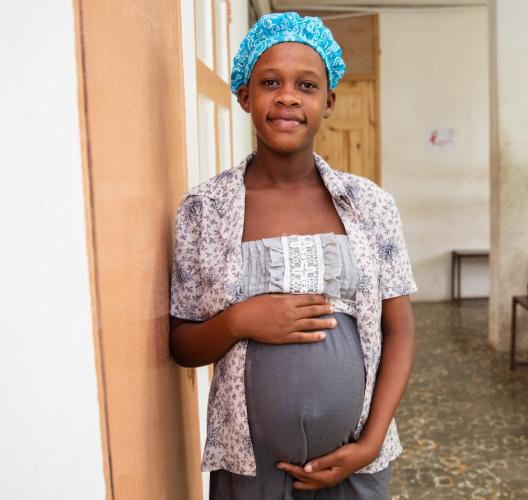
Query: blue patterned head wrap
230 12 346 95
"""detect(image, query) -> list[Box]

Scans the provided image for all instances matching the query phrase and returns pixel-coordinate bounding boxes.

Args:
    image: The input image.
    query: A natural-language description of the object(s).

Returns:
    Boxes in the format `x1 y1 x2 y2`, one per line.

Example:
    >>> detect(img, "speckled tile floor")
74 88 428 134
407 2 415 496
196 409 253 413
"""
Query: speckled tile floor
390 300 528 499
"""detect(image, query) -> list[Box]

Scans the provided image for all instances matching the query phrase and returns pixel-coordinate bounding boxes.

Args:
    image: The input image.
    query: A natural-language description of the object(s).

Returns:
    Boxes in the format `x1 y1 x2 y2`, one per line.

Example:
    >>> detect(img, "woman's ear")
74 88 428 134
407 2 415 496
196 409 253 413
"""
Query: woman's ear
323 90 337 119
237 86 250 113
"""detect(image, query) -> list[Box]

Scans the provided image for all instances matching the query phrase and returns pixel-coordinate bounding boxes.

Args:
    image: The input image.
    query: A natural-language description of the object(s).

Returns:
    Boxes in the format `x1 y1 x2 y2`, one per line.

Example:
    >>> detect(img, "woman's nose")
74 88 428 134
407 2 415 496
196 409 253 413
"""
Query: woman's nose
275 84 301 107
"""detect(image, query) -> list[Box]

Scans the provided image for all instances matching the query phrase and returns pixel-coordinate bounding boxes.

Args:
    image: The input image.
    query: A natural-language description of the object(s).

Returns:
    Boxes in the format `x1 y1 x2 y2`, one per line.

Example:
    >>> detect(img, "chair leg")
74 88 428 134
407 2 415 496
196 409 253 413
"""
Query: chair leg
457 256 461 305
511 300 517 371
451 253 456 302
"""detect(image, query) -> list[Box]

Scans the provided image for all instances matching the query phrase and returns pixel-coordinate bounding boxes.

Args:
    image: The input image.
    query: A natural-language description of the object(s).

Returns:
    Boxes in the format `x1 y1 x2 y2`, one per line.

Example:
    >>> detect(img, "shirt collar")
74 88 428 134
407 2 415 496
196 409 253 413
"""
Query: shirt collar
195 151 359 216
312 153 359 215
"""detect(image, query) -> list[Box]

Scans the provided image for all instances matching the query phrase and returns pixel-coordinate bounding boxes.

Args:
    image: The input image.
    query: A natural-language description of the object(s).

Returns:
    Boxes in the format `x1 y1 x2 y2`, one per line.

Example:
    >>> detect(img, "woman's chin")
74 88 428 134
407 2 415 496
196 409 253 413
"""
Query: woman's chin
258 137 314 156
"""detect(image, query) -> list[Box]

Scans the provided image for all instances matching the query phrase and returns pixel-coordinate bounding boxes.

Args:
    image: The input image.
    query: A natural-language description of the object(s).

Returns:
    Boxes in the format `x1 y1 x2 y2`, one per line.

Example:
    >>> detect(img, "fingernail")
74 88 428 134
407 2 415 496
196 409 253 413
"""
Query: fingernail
304 464 313 472
277 463 284 469
319 332 326 340
331 319 337 327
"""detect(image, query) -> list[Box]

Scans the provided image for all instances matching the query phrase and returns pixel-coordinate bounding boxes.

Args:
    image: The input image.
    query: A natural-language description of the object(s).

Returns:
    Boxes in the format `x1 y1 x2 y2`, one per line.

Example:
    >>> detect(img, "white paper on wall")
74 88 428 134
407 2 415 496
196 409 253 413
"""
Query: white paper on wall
428 128 455 149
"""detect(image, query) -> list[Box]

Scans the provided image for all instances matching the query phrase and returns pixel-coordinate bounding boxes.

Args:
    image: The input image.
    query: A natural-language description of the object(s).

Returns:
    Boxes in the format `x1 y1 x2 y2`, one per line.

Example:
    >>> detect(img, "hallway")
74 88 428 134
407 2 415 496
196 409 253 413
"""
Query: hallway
391 300 528 498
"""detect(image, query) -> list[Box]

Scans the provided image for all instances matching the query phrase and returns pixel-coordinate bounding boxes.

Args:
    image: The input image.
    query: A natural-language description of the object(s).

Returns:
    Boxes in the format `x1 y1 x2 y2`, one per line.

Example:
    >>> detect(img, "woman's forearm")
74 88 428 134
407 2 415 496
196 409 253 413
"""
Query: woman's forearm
357 295 415 453
170 292 334 368
169 307 239 368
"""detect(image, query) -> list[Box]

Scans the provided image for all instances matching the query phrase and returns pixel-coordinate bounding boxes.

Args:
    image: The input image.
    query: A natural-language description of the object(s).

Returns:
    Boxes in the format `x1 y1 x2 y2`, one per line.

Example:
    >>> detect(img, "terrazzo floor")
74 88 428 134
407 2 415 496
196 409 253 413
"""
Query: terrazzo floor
390 300 528 499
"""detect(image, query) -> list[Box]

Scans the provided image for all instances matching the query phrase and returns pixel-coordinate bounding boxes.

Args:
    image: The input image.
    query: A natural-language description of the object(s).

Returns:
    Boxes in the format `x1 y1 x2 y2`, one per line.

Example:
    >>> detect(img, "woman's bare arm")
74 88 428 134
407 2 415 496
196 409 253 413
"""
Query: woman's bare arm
170 294 337 368
356 294 415 452
169 311 239 368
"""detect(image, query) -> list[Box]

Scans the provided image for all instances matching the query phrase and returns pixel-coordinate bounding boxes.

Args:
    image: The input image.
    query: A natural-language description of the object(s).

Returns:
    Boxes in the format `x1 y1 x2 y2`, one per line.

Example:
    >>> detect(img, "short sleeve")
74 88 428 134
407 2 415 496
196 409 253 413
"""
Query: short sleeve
377 194 418 300
170 195 206 321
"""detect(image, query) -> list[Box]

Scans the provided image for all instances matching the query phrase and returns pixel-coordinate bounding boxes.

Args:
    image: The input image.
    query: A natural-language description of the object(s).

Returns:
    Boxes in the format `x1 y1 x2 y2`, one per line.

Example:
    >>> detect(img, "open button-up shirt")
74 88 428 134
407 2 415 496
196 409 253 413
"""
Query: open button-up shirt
170 153 417 476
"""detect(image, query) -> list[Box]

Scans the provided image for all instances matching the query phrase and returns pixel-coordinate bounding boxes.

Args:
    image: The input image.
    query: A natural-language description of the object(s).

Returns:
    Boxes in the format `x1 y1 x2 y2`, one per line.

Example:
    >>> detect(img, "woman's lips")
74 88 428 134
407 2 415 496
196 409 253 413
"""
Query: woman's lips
267 117 306 130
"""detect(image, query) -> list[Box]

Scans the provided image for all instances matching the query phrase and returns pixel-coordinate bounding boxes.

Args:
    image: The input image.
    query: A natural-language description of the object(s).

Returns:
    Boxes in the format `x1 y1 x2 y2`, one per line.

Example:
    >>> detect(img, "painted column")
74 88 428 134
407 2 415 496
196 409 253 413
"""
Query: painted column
489 0 528 351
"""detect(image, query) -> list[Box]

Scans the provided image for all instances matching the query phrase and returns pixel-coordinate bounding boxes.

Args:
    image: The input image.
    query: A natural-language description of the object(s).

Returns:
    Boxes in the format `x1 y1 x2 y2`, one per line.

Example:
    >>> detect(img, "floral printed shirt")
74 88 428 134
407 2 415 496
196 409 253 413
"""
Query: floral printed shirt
170 153 417 476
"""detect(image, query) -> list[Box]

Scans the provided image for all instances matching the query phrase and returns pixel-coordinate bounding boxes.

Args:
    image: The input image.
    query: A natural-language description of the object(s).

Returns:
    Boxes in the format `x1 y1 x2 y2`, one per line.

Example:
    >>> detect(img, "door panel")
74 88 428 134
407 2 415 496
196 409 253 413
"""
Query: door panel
315 80 378 183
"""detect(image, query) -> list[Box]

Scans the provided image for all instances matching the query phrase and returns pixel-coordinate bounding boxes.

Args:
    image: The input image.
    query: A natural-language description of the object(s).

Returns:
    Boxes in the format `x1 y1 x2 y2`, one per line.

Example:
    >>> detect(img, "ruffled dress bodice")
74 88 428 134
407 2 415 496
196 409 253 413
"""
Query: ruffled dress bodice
241 233 357 315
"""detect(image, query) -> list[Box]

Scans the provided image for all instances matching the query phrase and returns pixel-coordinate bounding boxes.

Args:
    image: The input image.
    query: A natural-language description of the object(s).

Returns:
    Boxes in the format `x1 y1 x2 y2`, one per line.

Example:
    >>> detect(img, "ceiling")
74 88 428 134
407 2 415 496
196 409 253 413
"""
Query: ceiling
252 0 488 17
273 0 487 5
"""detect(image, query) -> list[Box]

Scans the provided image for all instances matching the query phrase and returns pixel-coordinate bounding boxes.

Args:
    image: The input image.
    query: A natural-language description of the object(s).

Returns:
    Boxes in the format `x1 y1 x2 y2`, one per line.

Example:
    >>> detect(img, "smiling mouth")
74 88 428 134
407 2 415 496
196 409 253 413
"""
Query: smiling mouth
267 117 306 130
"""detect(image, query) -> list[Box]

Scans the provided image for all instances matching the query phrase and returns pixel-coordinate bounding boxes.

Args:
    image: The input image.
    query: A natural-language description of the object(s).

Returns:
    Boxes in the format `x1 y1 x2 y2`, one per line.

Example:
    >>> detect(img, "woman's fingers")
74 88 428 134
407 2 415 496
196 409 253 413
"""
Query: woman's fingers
285 331 327 343
292 294 328 307
277 462 338 489
292 481 319 491
241 293 336 344
304 447 344 472
294 317 337 332
294 303 334 319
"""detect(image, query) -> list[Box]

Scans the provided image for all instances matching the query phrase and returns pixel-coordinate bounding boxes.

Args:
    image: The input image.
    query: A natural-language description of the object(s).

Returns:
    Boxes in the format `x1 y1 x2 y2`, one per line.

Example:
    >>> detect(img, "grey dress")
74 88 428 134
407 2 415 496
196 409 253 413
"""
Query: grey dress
210 233 391 500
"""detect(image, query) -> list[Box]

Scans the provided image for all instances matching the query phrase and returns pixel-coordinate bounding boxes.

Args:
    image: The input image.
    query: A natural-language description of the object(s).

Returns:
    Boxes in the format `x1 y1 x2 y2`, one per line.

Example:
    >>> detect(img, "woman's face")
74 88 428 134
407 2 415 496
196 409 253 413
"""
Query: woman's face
237 42 336 155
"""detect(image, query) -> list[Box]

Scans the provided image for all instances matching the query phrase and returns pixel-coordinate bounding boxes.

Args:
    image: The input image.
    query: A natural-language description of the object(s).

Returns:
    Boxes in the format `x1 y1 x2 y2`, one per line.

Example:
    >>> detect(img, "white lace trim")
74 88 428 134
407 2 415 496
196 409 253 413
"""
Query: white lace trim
329 297 357 316
282 235 291 292
281 235 326 294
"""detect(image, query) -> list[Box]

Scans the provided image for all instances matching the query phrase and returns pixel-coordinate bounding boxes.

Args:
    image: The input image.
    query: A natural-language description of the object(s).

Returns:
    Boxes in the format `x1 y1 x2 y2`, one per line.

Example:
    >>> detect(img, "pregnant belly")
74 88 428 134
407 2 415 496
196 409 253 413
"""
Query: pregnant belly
244 313 366 465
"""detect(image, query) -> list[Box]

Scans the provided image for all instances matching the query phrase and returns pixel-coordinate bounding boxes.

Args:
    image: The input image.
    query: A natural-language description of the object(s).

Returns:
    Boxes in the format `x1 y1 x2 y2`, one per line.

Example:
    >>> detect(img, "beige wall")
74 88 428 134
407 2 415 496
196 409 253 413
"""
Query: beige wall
380 8 490 302
75 0 202 498
489 0 528 352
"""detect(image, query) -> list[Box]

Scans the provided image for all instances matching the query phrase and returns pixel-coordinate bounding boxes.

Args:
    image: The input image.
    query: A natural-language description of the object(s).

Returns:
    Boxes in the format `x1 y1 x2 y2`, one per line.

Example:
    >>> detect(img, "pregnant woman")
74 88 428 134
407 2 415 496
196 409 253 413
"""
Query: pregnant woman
170 12 417 499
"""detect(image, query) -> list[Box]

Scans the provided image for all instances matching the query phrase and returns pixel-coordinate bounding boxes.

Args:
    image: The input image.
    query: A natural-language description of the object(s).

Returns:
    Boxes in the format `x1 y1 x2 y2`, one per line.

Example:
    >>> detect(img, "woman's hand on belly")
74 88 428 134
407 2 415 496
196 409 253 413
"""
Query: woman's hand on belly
276 441 378 491
226 293 337 344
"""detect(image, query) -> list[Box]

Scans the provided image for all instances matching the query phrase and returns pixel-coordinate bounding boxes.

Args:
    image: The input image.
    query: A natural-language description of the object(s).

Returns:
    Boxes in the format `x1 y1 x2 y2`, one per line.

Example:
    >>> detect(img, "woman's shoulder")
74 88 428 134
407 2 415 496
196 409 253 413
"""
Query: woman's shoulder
183 155 255 202
182 165 244 201
176 164 246 227
331 169 396 212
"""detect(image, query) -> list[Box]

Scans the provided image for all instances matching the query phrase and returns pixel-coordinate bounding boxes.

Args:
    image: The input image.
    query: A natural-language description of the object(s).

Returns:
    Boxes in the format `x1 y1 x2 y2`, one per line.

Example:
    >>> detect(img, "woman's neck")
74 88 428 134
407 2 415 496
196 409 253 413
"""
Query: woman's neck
245 143 319 189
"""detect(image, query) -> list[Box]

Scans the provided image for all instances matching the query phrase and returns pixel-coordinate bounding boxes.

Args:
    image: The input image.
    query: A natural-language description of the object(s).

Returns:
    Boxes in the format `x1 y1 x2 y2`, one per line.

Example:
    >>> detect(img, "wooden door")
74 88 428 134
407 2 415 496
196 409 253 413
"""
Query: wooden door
315 80 378 182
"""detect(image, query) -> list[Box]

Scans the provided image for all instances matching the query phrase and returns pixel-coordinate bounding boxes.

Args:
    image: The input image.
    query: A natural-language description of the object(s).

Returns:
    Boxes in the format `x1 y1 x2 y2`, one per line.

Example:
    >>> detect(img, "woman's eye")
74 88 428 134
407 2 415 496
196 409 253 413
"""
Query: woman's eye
300 81 317 90
263 79 279 87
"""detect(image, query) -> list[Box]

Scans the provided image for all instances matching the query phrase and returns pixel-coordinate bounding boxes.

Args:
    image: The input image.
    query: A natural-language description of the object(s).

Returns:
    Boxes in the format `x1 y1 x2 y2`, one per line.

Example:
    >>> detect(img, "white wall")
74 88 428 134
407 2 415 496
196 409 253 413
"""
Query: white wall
0 2 105 499
380 8 490 302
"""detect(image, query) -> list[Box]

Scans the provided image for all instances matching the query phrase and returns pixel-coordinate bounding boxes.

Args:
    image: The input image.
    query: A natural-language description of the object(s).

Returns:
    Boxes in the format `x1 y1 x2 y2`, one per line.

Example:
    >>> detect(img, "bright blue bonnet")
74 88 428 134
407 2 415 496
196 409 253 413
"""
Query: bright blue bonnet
230 11 347 95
